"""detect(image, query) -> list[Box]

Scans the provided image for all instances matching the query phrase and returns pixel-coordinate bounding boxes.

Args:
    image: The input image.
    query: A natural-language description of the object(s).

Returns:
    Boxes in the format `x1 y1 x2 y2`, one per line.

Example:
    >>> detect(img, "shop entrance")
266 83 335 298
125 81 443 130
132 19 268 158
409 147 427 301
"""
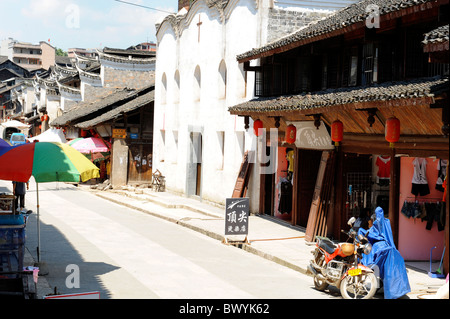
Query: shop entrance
128 144 153 184
295 149 322 227
261 146 276 216
343 153 373 222
187 132 203 197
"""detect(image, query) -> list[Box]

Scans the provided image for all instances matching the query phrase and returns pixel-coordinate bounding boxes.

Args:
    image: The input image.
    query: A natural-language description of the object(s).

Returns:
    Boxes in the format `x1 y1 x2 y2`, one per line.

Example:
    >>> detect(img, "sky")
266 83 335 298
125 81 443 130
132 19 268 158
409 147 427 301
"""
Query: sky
0 0 179 51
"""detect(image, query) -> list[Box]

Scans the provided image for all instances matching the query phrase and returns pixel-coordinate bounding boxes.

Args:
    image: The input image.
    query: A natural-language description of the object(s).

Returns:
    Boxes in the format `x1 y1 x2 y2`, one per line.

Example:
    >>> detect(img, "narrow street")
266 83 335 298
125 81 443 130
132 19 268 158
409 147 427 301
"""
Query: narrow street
0 180 337 299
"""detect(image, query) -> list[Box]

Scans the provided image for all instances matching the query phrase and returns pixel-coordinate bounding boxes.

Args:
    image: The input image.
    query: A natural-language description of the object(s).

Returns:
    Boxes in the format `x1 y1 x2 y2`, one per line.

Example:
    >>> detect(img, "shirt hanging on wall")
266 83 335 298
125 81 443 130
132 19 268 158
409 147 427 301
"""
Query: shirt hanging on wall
436 159 448 192
411 158 430 197
412 158 428 184
278 178 292 214
376 156 391 186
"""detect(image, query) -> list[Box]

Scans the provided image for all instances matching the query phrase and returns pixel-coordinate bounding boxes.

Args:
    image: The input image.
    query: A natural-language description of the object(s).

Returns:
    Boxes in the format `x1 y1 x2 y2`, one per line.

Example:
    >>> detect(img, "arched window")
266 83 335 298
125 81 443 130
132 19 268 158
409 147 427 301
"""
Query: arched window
161 72 167 104
218 60 227 99
193 65 201 102
174 70 180 104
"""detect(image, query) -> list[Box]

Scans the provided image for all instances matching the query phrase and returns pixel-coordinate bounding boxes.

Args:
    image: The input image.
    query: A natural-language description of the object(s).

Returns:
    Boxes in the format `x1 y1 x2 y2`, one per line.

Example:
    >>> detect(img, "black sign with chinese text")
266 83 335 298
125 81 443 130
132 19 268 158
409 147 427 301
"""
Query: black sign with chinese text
225 198 249 236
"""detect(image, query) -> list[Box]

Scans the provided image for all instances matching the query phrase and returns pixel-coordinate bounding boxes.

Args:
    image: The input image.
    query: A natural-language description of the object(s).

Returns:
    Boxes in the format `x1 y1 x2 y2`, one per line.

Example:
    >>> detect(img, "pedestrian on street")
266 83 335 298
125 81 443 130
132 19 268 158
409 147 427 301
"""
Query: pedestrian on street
13 180 29 212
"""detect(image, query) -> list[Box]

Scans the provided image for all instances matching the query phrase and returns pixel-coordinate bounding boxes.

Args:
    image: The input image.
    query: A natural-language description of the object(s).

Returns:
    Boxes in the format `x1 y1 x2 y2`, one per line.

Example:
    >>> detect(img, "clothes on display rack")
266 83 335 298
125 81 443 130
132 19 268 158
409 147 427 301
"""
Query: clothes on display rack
376 155 391 186
411 157 430 196
278 177 292 214
401 200 445 231
436 159 448 192
286 149 294 181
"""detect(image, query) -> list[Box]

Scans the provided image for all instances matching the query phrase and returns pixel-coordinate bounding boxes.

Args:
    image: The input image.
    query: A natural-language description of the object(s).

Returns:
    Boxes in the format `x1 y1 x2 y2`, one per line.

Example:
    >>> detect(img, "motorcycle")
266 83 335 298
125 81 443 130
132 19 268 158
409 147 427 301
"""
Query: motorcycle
307 217 378 299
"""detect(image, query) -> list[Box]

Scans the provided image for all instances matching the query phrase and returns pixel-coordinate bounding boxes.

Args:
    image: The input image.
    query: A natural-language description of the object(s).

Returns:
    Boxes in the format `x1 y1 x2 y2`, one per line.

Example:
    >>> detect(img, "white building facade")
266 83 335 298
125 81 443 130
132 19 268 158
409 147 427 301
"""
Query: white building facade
153 0 355 208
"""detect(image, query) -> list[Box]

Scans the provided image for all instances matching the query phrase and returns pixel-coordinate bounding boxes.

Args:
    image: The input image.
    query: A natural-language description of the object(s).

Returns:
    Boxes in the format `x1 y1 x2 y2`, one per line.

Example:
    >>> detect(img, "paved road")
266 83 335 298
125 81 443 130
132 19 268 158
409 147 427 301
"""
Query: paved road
1 180 338 299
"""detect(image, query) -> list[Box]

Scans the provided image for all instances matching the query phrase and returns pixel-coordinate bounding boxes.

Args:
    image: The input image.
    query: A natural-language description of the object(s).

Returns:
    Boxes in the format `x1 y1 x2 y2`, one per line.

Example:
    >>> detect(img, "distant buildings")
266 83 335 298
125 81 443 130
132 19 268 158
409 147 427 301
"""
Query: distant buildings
67 48 97 58
0 38 55 72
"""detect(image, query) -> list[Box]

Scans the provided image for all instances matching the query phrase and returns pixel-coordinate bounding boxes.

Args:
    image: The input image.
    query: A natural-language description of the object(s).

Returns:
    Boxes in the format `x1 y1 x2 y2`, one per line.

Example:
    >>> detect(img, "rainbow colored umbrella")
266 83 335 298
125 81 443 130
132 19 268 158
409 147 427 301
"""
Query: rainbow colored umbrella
0 138 11 147
0 142 99 262
0 141 99 183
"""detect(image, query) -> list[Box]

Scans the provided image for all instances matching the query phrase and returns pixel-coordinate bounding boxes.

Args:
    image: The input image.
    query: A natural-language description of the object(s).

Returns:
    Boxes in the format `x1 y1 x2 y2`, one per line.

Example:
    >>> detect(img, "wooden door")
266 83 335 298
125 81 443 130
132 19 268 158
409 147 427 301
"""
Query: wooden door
232 151 254 198
295 149 322 227
305 151 333 242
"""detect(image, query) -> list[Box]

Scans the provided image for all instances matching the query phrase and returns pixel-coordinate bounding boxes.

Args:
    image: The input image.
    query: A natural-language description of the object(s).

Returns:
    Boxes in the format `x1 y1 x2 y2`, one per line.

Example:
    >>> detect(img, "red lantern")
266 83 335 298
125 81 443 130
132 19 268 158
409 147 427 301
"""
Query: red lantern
43 114 49 121
331 120 343 146
80 130 87 137
285 124 296 144
385 116 400 148
40 116 44 122
253 119 263 136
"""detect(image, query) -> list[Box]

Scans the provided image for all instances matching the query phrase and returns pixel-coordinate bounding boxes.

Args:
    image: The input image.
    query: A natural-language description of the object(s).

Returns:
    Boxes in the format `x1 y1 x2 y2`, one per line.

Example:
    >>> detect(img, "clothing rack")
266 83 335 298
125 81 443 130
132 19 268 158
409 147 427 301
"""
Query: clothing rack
346 172 373 220
405 196 442 202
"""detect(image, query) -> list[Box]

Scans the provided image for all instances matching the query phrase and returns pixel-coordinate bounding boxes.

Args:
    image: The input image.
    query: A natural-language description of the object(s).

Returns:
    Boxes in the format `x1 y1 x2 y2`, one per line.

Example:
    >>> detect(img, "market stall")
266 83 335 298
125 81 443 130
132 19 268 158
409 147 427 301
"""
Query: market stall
0 193 36 299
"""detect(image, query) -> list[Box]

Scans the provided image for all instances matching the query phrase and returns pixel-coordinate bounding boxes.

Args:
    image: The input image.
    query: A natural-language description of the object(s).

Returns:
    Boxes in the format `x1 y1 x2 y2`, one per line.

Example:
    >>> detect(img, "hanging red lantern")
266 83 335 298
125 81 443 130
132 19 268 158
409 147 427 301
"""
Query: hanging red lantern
43 114 49 121
40 116 45 122
331 120 343 146
253 119 263 136
385 116 400 148
285 124 296 144
80 130 87 137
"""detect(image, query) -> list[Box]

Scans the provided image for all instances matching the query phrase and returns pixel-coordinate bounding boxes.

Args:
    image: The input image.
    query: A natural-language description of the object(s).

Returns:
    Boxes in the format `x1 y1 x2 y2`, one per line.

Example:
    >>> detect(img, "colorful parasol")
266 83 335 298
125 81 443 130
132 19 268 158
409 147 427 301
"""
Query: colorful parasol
66 137 84 145
0 141 99 183
0 141 100 262
69 137 111 154
0 138 11 147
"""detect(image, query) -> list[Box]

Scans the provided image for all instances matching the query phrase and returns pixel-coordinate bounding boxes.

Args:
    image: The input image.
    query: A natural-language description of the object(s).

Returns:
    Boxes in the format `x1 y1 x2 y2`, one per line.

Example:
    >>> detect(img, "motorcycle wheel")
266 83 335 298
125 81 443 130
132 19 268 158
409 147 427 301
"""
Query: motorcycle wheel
313 275 328 291
340 272 377 299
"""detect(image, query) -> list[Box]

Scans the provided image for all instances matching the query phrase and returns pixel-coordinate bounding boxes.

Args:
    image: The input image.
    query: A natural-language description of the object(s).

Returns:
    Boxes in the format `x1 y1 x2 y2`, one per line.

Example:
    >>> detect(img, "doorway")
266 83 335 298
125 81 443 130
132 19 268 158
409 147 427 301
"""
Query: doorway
128 144 153 184
295 149 322 227
187 132 202 197
260 146 276 215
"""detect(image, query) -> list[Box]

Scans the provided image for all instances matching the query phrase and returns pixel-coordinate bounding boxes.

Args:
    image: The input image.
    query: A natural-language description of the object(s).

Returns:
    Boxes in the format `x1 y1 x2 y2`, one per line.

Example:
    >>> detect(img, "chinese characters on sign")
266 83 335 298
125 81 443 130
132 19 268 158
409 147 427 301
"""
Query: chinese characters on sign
225 198 249 236
112 128 127 139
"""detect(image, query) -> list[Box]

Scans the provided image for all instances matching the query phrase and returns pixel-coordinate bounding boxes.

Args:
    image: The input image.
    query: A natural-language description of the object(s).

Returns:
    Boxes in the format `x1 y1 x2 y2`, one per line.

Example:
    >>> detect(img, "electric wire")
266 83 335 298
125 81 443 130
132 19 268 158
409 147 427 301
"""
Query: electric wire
112 0 175 14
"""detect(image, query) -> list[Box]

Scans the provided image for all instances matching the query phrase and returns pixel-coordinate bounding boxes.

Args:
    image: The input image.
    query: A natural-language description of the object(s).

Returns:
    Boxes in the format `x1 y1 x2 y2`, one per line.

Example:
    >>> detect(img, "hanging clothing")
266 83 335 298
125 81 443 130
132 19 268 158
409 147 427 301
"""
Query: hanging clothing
424 202 444 231
411 158 430 196
278 178 292 214
436 159 448 192
286 150 295 173
376 156 391 186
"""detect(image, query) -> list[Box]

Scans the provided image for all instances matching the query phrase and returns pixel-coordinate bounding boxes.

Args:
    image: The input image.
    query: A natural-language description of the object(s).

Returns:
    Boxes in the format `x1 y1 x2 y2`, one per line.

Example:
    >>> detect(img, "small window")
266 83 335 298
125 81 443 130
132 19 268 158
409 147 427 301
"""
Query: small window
218 60 227 99
161 73 167 104
217 131 225 170
193 66 201 102
159 130 165 162
174 70 180 104
362 43 378 85
172 130 178 163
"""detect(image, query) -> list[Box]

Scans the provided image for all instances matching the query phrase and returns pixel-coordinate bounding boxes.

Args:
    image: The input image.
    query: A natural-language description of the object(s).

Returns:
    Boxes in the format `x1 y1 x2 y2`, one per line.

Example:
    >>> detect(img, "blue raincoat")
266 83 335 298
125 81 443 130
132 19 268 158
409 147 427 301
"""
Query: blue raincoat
359 207 411 299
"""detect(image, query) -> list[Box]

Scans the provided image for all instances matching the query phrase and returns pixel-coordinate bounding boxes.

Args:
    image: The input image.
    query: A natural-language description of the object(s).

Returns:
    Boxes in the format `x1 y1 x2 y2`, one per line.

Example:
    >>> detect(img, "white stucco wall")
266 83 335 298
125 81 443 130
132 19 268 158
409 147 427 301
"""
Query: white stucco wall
154 0 261 207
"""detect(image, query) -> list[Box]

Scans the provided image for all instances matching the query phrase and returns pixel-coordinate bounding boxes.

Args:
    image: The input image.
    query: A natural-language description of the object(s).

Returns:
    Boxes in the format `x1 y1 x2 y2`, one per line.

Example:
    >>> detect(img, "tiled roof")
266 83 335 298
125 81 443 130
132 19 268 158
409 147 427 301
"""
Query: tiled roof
237 0 439 62
228 76 449 114
423 24 449 45
51 84 154 126
76 90 155 129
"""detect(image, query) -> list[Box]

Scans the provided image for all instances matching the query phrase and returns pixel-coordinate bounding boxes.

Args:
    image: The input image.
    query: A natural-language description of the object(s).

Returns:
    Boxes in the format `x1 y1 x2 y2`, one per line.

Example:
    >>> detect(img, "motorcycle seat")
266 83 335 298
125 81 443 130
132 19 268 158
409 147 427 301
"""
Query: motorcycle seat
317 236 337 254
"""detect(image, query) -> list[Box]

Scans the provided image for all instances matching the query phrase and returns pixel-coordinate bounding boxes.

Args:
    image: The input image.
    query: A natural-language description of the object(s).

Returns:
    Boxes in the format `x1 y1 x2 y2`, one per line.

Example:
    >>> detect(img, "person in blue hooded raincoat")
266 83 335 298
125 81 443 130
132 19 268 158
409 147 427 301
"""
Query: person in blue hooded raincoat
358 207 411 299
